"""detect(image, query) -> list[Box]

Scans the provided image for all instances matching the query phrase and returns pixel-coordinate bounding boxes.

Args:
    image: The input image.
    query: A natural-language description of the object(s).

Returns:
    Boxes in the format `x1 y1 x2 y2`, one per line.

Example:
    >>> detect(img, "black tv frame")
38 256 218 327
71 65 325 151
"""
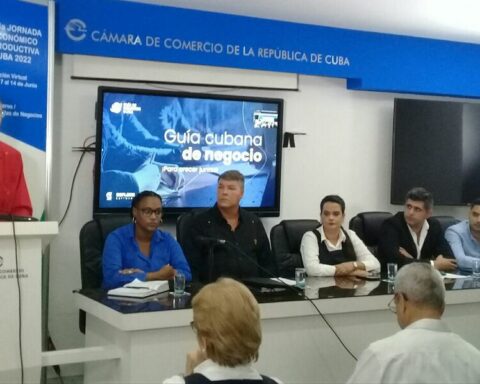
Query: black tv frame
93 86 284 217
391 97 480 206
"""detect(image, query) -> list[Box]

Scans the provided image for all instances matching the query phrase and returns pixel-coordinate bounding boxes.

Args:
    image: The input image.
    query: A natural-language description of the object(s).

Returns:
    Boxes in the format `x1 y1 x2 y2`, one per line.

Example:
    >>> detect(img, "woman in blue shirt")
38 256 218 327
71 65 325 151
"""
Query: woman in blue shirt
102 190 192 289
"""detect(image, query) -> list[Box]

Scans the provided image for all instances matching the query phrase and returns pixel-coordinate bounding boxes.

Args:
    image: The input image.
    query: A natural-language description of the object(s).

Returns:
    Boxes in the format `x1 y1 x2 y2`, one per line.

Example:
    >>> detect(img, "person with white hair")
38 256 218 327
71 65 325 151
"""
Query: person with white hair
347 263 480 384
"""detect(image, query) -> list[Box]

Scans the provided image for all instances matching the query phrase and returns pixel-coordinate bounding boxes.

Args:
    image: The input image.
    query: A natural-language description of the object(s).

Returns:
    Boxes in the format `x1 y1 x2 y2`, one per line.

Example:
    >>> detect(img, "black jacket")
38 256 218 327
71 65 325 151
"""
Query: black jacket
183 205 277 282
377 212 454 268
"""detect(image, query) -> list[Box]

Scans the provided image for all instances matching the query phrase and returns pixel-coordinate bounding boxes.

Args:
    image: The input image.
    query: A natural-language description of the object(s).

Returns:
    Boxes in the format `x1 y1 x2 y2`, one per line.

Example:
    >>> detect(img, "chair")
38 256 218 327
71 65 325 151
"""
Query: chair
79 215 131 333
348 211 393 257
176 210 201 249
176 209 207 280
431 215 460 233
176 209 207 248
270 219 320 278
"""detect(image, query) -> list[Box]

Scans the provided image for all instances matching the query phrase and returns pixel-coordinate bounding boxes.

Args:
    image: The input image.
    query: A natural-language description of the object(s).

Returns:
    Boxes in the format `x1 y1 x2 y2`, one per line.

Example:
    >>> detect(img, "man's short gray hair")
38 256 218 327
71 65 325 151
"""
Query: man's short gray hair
218 170 244 186
405 187 434 211
394 263 445 310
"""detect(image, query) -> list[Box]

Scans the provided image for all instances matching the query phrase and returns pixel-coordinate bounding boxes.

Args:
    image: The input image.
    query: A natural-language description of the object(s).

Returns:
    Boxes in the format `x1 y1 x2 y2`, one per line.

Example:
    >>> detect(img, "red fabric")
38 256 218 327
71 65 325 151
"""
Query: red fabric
0 141 33 216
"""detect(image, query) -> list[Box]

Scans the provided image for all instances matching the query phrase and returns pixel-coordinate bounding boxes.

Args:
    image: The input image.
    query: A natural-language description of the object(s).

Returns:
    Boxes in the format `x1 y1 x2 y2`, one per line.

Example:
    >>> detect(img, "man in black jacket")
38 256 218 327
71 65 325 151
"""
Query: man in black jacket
378 187 456 271
183 170 277 282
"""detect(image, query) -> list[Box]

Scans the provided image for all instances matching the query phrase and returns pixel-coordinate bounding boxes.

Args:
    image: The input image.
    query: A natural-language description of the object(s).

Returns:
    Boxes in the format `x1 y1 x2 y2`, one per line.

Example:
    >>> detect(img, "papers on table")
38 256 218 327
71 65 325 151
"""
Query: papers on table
270 277 297 286
107 279 169 298
442 273 469 279
125 279 169 290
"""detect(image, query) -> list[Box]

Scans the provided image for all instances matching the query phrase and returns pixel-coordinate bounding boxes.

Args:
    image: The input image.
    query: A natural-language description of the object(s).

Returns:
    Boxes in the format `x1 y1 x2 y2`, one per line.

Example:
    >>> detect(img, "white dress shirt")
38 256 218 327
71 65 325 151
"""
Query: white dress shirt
300 227 380 276
407 219 430 258
163 359 282 384
347 318 480 384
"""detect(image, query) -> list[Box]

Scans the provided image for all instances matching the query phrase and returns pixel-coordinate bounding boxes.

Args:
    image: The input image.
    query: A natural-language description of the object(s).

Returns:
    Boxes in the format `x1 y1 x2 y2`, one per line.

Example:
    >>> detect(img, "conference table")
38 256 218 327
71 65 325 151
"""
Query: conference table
75 275 480 384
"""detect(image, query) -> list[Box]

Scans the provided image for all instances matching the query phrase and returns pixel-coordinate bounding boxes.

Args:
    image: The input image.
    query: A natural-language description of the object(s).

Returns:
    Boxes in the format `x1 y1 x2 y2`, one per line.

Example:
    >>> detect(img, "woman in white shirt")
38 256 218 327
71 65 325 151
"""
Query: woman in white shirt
300 195 380 277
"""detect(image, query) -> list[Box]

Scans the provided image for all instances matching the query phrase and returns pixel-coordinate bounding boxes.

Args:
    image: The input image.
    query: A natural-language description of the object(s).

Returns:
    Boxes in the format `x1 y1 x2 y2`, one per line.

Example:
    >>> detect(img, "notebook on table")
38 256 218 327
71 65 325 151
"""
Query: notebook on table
107 279 169 298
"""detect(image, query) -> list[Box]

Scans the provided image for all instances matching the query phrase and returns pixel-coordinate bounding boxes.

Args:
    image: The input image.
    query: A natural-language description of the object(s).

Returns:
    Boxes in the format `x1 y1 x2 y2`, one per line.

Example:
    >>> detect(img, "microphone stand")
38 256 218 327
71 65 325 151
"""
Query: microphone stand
207 243 217 283
222 240 301 295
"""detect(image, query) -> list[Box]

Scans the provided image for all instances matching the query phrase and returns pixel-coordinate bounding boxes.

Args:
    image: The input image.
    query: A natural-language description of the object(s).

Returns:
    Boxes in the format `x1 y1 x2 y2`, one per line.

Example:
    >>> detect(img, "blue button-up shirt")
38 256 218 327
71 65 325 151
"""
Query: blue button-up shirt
445 220 480 271
102 223 192 289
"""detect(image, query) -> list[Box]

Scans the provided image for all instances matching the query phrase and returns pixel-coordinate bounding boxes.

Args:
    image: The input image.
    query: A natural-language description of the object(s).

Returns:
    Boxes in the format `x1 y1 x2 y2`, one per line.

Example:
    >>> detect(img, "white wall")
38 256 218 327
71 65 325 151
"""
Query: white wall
47 54 467 376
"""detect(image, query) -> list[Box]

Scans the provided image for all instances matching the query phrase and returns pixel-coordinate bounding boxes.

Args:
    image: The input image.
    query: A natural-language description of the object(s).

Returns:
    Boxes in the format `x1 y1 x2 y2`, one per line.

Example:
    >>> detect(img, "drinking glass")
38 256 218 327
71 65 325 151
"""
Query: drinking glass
472 259 480 279
295 268 306 288
174 272 186 296
387 263 398 282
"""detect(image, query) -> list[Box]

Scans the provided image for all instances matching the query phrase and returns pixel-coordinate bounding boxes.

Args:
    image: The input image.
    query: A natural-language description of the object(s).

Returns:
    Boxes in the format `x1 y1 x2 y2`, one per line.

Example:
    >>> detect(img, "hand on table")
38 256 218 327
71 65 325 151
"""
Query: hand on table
334 262 356 276
433 255 457 272
348 269 368 278
146 264 176 281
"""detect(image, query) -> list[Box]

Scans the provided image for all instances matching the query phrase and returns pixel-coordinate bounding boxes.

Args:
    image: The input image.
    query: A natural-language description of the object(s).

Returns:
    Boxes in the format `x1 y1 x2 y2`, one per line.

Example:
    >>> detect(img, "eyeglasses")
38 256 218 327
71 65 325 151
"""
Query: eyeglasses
190 321 197 333
139 208 162 217
387 296 397 314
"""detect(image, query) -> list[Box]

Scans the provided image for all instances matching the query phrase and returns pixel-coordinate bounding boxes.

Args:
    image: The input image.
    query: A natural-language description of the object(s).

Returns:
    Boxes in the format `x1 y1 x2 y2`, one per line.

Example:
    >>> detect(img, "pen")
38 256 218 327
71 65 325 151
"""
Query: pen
126 286 150 290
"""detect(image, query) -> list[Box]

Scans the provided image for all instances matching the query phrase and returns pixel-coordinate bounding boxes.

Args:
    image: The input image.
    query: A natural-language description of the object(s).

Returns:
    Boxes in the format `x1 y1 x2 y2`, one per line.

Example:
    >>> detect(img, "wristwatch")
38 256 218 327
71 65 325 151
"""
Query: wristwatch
353 262 358 269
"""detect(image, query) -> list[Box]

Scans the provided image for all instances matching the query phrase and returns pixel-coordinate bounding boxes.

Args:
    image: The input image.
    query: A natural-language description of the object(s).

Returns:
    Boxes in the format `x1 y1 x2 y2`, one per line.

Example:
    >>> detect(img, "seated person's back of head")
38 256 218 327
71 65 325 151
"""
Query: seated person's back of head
347 263 480 384
163 278 281 384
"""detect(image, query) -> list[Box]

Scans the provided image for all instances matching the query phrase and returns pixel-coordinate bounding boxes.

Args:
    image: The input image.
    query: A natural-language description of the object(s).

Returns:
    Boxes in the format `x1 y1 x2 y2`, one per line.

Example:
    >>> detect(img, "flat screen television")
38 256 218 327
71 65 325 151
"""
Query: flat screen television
391 98 480 205
93 86 283 216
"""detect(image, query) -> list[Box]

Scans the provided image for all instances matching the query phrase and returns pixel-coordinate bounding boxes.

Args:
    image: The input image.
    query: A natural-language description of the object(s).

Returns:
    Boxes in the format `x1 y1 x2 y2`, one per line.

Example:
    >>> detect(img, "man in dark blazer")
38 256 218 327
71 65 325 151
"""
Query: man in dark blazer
378 187 456 271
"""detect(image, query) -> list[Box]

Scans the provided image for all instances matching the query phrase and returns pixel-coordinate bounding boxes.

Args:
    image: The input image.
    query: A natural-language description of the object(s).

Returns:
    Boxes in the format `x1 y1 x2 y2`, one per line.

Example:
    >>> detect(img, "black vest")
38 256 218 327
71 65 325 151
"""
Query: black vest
312 226 357 265
184 373 277 384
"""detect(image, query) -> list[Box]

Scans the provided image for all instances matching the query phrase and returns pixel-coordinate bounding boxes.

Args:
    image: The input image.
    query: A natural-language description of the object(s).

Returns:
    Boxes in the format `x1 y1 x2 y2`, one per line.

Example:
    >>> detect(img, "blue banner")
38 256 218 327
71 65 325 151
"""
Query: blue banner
0 0 48 151
56 0 480 98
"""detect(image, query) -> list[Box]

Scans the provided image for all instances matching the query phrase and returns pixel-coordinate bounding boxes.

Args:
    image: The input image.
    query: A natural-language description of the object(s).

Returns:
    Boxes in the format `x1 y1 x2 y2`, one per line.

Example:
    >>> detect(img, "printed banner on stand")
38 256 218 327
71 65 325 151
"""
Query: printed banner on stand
0 0 49 218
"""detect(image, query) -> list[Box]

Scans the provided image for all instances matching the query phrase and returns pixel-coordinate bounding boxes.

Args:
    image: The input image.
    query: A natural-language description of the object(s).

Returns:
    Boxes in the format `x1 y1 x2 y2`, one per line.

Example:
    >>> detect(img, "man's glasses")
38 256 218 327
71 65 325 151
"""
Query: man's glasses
190 321 197 333
387 292 406 314
387 296 397 314
139 208 162 217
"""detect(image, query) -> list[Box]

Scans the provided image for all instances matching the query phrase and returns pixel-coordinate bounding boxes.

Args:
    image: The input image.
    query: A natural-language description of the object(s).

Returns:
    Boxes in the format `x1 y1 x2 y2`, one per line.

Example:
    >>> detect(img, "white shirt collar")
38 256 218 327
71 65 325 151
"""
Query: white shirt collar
194 359 262 381
406 318 450 333
319 225 346 248
407 219 429 258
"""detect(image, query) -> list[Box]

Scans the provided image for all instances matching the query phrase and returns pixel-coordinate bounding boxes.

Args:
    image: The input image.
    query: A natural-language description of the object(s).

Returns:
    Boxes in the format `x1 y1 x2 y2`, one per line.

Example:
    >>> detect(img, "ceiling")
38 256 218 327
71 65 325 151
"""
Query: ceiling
135 0 480 45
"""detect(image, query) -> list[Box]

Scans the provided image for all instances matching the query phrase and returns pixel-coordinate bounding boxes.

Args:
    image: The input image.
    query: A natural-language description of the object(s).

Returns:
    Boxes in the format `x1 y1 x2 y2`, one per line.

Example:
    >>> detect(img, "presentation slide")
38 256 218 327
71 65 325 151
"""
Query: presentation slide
97 90 282 212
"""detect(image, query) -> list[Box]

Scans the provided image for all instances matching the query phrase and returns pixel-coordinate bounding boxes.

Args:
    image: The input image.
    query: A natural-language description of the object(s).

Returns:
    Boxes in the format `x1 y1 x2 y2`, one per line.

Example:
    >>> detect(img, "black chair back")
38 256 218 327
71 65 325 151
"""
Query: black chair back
78 215 131 333
270 219 320 278
431 215 460 233
176 209 207 250
349 211 393 256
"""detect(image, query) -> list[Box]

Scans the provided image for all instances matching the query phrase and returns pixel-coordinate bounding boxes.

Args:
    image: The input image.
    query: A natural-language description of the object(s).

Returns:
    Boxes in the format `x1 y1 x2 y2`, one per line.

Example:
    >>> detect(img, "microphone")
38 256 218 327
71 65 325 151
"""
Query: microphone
195 235 227 245
195 236 227 282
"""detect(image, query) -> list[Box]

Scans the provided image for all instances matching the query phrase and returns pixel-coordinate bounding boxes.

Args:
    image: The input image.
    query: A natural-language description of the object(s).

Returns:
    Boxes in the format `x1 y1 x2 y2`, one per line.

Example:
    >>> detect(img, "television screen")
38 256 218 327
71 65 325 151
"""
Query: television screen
94 87 283 216
391 98 480 205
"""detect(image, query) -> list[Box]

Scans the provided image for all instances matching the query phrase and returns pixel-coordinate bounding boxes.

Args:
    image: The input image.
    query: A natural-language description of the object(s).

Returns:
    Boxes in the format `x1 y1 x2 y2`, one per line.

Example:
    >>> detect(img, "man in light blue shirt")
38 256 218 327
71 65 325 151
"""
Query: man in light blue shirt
445 198 480 271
